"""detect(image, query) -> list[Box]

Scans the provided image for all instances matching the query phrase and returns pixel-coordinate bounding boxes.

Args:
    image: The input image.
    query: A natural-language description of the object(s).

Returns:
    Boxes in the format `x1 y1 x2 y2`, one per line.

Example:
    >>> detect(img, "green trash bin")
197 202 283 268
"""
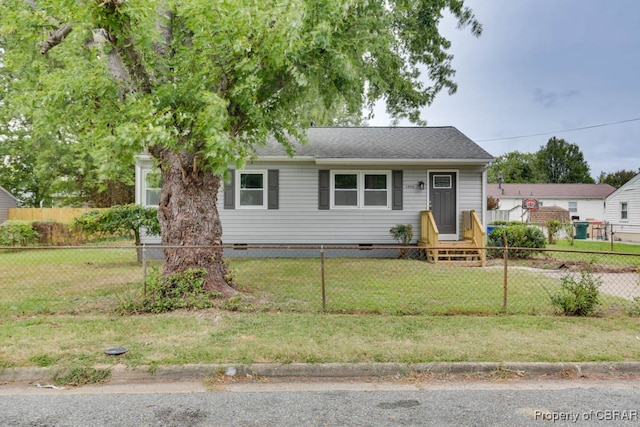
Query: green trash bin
574 221 589 239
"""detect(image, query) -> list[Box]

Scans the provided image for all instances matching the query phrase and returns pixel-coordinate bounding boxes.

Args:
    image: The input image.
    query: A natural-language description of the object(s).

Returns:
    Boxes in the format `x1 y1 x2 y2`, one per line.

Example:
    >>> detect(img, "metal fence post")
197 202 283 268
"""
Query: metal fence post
321 245 326 311
142 244 147 296
502 232 508 313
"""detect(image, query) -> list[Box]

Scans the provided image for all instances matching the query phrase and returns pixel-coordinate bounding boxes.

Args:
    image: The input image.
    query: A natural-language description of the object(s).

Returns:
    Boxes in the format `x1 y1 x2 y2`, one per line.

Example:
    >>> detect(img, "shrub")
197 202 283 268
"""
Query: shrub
122 267 215 314
487 223 546 258
71 210 106 241
389 224 413 258
72 205 160 244
624 297 640 316
548 264 601 316
0 221 39 246
545 220 562 245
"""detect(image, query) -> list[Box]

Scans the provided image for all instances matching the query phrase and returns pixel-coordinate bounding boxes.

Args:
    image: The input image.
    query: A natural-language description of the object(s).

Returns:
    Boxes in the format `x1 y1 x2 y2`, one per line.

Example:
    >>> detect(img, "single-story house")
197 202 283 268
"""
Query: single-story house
487 183 616 228
604 172 640 242
136 127 494 260
0 185 19 223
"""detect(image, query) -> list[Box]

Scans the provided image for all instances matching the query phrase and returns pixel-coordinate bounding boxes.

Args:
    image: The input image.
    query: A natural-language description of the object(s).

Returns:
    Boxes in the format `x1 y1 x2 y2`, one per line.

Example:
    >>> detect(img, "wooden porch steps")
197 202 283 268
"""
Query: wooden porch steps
418 210 487 267
419 240 484 266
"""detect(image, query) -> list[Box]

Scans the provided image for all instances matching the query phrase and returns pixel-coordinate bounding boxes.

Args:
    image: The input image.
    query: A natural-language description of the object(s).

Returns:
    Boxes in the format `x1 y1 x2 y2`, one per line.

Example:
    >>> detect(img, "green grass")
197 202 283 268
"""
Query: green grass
1 245 640 370
2 312 640 369
230 257 634 315
545 239 640 266
550 239 640 254
1 246 637 317
0 247 142 315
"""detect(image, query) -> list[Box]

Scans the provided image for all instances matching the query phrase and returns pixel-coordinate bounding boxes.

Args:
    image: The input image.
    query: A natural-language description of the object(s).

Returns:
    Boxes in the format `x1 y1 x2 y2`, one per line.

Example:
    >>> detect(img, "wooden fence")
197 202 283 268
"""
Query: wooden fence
8 208 105 224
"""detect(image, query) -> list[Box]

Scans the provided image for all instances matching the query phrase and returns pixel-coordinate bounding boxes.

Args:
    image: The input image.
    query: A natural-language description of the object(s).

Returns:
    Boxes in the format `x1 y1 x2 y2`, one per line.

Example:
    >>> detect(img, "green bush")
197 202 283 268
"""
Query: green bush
0 221 39 246
122 267 215 314
624 297 640 316
548 264 601 316
487 223 546 258
389 224 413 258
71 210 105 240
545 219 562 245
72 205 160 243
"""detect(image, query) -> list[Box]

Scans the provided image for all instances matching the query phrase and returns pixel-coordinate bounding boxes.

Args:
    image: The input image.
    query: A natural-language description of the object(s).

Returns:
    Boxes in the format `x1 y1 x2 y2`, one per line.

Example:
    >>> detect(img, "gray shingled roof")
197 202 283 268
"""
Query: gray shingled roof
488 183 616 199
257 127 494 161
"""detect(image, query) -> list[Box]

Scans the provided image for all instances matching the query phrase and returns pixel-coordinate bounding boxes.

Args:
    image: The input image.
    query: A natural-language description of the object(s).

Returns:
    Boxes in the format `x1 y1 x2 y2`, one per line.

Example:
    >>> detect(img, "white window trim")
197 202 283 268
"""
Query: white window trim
568 201 578 213
236 170 268 209
621 201 628 221
142 170 161 207
330 170 391 209
432 174 452 189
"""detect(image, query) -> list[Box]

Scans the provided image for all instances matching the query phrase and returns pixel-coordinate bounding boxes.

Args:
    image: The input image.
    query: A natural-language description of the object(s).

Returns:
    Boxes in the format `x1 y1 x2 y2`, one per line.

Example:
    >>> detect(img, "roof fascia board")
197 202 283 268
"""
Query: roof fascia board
313 158 492 166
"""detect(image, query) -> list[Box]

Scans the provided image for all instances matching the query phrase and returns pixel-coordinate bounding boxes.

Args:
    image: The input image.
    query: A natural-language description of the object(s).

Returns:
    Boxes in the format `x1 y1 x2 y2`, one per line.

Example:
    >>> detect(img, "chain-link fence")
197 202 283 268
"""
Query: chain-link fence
1 245 639 316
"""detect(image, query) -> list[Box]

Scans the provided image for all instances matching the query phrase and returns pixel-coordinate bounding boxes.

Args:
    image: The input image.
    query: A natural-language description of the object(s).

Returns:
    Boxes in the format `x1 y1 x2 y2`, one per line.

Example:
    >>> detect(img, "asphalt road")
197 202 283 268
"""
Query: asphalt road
2 378 640 426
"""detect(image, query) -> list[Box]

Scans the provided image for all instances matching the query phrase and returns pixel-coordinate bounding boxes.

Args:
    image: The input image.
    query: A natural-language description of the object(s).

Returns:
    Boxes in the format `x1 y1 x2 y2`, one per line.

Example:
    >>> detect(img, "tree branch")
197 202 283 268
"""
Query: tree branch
39 23 74 55
24 0 74 55
97 0 152 94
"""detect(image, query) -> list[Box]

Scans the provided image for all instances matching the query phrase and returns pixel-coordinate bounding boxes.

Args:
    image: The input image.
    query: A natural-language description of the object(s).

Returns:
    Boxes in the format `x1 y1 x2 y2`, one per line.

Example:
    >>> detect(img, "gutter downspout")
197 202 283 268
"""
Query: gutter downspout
482 164 490 243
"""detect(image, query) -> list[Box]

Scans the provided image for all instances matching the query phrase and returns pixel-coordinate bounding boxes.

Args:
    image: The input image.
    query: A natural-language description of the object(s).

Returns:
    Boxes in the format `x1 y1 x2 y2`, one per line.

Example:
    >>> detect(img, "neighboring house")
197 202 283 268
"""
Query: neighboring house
136 127 494 250
0 185 19 223
487 183 615 226
604 172 640 242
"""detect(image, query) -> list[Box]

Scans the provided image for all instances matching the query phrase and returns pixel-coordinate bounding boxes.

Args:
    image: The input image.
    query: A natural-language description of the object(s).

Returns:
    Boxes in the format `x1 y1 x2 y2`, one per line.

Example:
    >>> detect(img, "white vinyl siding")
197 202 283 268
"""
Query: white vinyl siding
218 163 485 245
604 173 640 242
457 168 485 230
136 158 488 245
498 197 606 223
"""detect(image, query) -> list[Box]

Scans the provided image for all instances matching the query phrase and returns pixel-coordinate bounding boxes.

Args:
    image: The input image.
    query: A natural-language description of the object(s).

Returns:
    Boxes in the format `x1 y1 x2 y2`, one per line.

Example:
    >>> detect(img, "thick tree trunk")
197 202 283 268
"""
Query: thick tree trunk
154 149 235 297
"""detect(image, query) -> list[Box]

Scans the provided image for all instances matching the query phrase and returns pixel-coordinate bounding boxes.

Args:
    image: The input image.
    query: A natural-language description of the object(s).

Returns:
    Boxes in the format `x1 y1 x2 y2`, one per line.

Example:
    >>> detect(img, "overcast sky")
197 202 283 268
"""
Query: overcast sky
369 0 640 179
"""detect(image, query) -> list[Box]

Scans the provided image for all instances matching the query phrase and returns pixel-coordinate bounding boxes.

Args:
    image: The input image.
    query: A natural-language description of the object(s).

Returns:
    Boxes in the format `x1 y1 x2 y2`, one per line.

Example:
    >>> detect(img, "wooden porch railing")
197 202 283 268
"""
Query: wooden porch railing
418 210 439 246
462 209 486 266
419 209 486 266
418 210 439 262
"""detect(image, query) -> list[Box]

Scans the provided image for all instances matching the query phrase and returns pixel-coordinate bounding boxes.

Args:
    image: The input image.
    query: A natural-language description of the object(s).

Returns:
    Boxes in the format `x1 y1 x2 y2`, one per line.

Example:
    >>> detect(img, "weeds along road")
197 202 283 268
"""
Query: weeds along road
2 378 640 426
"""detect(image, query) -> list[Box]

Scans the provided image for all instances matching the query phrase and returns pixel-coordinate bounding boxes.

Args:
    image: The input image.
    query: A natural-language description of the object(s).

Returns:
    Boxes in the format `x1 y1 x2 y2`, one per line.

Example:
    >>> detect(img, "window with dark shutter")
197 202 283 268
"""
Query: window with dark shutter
318 170 330 210
392 170 403 210
224 169 235 209
268 170 279 210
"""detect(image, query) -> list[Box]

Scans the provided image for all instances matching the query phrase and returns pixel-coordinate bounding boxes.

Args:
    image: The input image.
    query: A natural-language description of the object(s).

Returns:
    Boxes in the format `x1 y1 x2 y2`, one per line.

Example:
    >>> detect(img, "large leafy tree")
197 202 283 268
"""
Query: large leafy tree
0 0 481 295
597 169 639 189
0 116 134 207
536 137 594 184
487 151 542 183
0 51 133 207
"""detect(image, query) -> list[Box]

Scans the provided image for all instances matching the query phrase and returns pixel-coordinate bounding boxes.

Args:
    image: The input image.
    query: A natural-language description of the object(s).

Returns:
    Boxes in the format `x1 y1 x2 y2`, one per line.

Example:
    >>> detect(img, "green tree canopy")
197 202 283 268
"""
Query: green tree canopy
0 0 481 294
487 151 542 183
535 137 594 184
597 169 639 189
0 52 133 207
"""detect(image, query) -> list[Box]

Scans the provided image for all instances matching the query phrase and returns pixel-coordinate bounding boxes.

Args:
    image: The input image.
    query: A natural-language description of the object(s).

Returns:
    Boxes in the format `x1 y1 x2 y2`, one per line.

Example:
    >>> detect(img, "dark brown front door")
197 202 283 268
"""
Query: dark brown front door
429 172 457 236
